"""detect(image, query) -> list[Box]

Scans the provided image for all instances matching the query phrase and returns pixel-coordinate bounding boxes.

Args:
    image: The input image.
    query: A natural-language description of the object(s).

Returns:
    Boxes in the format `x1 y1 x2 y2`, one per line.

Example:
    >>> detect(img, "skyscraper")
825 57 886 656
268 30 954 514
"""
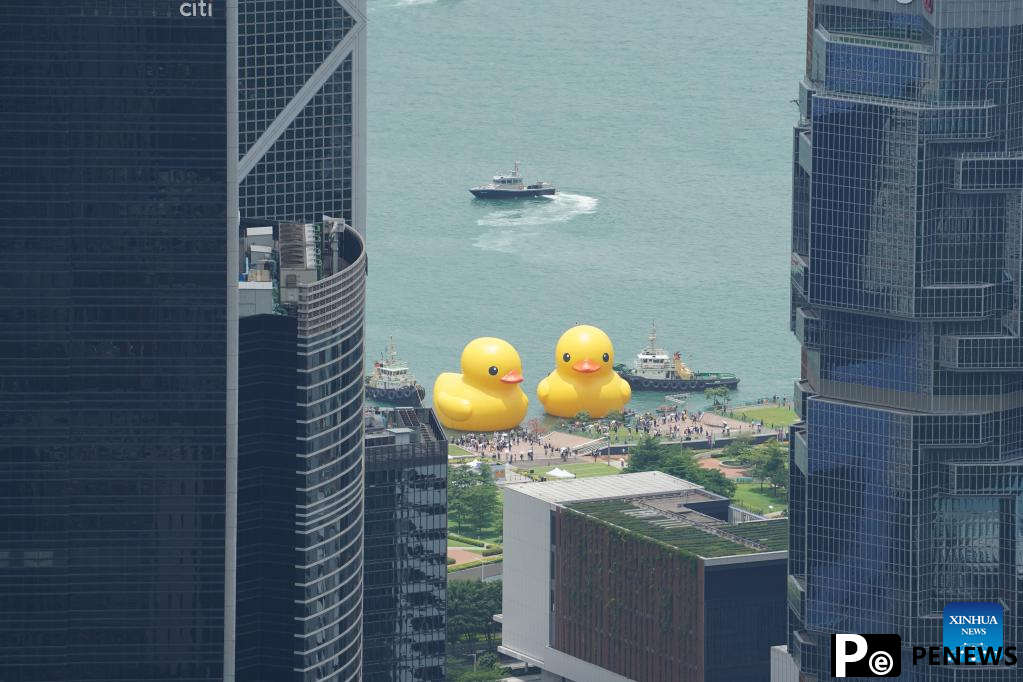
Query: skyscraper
363 408 448 682
235 2 368 680
0 3 235 680
789 1 1023 678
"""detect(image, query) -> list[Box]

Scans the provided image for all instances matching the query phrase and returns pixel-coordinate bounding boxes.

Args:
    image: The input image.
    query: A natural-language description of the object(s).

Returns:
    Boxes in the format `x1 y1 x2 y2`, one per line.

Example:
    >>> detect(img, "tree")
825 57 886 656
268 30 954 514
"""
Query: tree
448 464 499 537
574 410 591 423
744 440 787 490
695 468 737 498
465 484 499 539
703 386 731 410
721 433 756 463
624 434 674 473
448 465 477 533
760 440 788 490
447 580 502 647
527 418 548 438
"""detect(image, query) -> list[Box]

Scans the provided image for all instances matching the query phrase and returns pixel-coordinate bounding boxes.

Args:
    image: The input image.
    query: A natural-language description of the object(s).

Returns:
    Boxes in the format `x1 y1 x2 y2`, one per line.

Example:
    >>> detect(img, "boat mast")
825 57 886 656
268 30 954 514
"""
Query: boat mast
649 321 657 351
386 336 398 364
513 161 520 177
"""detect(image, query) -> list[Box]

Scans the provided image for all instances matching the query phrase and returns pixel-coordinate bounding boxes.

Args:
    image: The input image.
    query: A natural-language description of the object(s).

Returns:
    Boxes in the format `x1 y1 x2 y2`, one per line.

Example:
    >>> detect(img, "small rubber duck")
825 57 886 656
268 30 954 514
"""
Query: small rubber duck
433 337 529 432
537 325 631 419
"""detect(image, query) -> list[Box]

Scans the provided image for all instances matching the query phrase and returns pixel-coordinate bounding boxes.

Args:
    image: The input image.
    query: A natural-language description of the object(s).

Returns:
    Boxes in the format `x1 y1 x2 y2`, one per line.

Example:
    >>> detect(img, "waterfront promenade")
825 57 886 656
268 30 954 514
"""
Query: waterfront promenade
452 404 790 469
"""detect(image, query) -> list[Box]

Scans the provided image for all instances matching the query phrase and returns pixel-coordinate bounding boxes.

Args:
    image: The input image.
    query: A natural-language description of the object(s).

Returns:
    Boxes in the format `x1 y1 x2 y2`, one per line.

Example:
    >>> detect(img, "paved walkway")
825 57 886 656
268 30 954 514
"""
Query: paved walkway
697 455 751 479
553 410 775 450
447 547 482 566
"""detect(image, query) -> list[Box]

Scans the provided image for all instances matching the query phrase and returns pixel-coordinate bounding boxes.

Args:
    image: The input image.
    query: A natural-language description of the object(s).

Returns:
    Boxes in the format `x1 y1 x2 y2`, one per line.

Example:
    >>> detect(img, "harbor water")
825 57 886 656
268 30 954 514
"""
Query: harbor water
367 0 806 417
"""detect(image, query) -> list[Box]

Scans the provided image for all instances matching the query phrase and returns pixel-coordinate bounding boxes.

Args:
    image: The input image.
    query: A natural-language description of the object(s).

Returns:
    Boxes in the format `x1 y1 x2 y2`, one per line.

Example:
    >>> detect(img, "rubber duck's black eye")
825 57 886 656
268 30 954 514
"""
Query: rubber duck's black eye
488 366 499 376
562 352 571 363
603 353 610 362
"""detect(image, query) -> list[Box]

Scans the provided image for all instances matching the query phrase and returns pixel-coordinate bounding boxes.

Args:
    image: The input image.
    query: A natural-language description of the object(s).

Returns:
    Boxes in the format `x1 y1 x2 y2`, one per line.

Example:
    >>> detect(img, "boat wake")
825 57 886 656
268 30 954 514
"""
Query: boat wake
473 193 598 254
476 192 598 228
393 0 437 6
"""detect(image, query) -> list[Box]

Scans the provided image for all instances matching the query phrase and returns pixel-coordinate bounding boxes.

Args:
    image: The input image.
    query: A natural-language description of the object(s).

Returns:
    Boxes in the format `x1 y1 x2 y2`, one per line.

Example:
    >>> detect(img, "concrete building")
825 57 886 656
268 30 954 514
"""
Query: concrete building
770 645 799 682
789 1 1023 678
499 472 788 682
363 408 448 681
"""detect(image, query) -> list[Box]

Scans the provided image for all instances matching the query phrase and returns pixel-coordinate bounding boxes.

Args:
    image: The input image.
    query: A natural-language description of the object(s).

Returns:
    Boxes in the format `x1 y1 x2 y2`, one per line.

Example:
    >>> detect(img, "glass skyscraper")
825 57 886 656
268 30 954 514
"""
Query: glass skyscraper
235 2 368 681
789 1 1023 679
0 3 233 680
363 408 448 682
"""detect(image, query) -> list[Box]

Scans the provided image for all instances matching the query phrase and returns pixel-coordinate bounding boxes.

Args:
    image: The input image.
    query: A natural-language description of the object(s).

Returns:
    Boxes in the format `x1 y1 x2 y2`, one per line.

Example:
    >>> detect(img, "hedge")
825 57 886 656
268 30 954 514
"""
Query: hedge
448 533 487 548
448 556 507 572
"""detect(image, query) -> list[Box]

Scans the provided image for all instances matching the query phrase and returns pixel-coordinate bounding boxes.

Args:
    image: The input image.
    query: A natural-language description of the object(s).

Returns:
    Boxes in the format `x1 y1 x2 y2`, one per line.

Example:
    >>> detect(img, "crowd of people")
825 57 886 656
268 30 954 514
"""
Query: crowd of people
451 428 545 463
449 398 790 466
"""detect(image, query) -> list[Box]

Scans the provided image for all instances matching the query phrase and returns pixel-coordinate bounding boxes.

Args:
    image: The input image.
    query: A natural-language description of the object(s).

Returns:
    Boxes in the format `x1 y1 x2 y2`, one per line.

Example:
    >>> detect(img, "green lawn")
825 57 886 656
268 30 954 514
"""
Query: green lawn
448 443 474 457
733 482 788 516
732 405 798 428
527 462 621 479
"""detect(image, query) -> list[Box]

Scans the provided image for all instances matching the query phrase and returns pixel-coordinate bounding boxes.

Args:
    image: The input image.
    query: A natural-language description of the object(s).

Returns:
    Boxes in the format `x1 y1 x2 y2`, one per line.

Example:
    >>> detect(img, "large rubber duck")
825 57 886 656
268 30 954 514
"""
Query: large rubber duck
433 337 529 432
537 325 631 419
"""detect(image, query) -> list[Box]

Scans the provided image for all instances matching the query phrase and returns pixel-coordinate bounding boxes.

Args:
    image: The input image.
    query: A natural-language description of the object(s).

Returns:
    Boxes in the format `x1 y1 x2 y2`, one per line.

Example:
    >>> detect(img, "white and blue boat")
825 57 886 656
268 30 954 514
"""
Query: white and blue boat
469 162 556 199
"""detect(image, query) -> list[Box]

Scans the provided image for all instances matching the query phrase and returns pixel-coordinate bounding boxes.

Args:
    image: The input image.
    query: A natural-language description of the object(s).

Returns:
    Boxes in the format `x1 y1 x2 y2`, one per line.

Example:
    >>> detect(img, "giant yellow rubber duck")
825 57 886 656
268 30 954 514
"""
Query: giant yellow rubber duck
433 337 529 432
537 325 631 419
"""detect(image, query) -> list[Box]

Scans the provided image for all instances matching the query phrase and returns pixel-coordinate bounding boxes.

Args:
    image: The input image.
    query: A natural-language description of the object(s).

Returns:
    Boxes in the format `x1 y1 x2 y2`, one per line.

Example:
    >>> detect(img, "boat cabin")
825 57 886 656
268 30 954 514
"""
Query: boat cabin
492 174 524 188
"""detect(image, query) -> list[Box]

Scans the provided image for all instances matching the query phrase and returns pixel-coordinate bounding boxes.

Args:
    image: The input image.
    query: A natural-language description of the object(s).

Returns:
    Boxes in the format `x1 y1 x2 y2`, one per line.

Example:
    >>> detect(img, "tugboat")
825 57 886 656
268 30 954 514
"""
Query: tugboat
615 324 740 392
469 162 556 199
365 338 427 407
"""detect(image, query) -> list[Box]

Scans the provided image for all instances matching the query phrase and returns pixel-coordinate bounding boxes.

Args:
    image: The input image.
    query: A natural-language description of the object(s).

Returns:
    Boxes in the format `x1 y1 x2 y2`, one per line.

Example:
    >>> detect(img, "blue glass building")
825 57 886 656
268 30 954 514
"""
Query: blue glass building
789 1 1023 679
0 3 233 680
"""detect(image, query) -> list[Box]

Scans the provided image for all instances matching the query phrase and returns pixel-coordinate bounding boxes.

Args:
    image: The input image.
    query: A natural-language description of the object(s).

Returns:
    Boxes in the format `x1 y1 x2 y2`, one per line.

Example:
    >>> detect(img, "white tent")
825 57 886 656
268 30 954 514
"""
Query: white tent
545 467 576 479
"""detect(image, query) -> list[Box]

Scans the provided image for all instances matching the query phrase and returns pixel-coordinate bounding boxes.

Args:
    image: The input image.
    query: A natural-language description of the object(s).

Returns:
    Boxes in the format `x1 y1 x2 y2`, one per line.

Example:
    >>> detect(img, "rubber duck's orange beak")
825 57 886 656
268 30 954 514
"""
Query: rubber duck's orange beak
500 369 524 384
572 359 601 374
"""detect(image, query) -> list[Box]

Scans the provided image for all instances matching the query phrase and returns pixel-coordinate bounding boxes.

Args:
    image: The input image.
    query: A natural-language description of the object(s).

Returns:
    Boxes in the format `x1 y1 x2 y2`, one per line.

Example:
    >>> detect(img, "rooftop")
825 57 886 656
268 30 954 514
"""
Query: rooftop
364 407 445 446
565 497 788 559
238 216 362 318
506 470 699 505
509 472 787 559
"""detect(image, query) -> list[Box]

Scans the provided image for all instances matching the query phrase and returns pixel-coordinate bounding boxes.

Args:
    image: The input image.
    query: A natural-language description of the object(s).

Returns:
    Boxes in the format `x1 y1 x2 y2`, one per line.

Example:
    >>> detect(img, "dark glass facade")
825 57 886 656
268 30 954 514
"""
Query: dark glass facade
238 0 360 226
236 220 367 682
363 408 448 682
0 3 229 681
790 2 1023 679
234 2 367 680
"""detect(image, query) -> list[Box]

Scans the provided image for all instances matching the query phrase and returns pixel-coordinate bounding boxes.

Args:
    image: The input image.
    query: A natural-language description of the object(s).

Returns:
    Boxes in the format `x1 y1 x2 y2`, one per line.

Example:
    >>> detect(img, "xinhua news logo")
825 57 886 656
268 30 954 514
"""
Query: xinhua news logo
943 602 1003 663
831 634 901 677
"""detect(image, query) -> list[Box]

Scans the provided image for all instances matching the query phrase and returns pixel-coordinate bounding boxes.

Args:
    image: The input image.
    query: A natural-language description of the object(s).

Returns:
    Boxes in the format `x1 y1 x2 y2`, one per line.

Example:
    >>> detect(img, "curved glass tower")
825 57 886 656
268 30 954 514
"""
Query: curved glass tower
235 2 368 681
789 1 1023 679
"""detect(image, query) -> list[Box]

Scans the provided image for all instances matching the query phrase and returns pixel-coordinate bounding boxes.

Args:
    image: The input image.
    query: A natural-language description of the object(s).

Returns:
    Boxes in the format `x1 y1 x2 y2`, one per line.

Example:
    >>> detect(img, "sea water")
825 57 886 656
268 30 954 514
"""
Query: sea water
367 0 806 417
